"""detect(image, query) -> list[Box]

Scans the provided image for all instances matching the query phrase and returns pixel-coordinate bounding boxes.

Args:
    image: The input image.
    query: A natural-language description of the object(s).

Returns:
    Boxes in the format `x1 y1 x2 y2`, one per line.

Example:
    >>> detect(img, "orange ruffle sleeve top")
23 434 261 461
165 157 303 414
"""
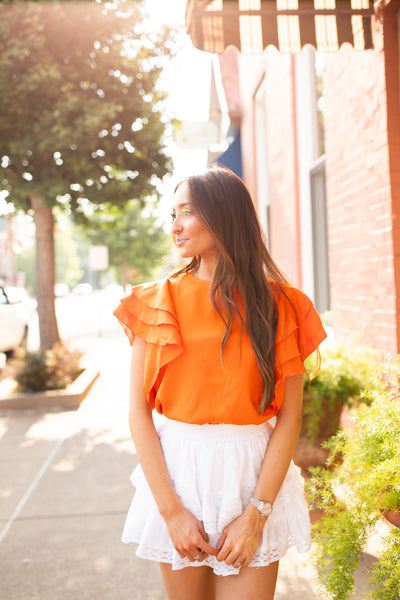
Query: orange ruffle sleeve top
113 272 327 425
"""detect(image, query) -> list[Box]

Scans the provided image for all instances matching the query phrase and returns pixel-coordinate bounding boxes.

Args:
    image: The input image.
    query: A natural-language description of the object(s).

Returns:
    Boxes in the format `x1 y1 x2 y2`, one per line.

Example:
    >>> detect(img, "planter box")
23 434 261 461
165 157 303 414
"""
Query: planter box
301 393 344 439
0 367 100 410
383 510 400 528
293 435 331 470
293 394 344 471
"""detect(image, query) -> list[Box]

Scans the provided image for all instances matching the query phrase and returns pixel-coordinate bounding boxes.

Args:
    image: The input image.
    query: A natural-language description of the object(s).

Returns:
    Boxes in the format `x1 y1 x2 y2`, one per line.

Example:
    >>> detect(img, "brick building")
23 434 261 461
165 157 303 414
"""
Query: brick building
187 1 399 356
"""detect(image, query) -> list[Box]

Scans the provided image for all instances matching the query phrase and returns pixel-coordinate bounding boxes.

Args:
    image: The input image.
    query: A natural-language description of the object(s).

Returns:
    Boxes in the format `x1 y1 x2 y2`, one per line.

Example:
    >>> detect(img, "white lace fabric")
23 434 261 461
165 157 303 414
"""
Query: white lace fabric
121 419 311 576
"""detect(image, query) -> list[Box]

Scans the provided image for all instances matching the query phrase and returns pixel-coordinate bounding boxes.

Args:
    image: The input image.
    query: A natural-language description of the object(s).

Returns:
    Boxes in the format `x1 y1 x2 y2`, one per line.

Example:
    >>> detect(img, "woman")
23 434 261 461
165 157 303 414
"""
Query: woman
114 165 326 600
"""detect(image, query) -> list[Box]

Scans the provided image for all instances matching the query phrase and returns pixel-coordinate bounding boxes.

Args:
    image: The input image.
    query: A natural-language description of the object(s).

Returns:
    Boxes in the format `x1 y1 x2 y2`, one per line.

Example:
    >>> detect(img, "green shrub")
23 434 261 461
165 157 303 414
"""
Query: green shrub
15 343 83 393
302 343 379 443
308 357 400 600
304 343 377 402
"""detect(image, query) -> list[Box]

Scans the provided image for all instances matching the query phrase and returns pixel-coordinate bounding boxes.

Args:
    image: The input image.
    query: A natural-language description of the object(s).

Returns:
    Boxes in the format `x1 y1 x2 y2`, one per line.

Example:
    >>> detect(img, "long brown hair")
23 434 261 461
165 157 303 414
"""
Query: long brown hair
173 165 288 414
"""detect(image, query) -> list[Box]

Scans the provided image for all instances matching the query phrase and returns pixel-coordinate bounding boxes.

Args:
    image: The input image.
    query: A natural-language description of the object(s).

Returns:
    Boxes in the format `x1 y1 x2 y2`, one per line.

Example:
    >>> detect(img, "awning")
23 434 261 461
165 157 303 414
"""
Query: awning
185 0 375 54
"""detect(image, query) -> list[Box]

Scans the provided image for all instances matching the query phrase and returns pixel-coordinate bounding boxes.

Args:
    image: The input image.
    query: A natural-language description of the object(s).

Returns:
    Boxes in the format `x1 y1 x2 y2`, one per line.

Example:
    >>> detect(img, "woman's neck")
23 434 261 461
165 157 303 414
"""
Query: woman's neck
193 255 217 281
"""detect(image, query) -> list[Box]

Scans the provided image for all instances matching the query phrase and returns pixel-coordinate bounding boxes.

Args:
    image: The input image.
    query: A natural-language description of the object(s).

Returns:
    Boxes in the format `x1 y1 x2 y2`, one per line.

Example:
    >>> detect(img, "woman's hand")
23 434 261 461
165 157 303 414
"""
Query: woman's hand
164 504 217 562
215 504 266 568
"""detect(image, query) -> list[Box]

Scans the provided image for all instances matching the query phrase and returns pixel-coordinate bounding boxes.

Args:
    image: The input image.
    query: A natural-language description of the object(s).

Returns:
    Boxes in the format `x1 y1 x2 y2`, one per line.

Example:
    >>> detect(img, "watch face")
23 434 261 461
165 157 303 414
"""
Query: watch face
250 496 273 516
261 502 272 516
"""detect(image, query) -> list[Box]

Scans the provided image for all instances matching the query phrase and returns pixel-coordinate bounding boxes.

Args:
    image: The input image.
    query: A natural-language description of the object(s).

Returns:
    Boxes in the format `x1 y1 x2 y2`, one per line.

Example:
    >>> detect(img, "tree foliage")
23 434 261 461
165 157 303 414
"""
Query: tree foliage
0 1 175 214
82 200 169 286
0 1 177 348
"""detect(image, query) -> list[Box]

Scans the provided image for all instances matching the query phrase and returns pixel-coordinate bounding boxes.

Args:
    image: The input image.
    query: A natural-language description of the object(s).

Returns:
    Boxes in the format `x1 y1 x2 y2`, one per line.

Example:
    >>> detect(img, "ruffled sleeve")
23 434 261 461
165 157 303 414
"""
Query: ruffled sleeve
275 285 327 379
113 278 183 407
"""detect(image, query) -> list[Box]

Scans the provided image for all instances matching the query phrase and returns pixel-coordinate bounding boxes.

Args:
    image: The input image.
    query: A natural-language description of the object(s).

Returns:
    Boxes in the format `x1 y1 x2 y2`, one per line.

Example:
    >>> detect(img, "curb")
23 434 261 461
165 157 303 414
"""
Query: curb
0 367 100 411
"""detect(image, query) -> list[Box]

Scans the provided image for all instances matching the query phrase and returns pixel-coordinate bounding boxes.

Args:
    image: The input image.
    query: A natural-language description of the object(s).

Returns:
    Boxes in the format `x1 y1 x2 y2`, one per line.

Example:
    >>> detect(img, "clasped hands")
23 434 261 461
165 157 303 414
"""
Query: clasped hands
166 504 265 569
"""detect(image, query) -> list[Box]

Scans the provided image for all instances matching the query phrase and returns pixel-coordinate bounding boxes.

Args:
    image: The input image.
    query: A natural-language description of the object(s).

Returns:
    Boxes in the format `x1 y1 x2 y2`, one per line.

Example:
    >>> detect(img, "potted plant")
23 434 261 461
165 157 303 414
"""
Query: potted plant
293 343 377 470
307 357 400 600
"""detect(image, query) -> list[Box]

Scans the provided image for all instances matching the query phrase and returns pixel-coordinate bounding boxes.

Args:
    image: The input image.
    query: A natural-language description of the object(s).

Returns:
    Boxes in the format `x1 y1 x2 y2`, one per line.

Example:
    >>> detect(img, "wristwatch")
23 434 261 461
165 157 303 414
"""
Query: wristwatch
249 496 273 517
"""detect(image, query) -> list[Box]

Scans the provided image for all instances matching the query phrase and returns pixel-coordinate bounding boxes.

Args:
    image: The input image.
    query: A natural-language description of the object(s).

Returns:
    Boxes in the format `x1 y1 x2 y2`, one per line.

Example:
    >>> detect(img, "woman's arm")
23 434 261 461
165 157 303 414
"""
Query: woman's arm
128 336 216 561
216 373 304 567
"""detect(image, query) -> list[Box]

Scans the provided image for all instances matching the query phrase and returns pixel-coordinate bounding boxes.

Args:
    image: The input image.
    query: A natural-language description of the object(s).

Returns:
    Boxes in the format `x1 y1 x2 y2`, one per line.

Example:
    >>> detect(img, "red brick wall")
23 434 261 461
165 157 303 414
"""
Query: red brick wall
323 13 398 354
384 3 400 352
239 49 301 286
236 8 399 354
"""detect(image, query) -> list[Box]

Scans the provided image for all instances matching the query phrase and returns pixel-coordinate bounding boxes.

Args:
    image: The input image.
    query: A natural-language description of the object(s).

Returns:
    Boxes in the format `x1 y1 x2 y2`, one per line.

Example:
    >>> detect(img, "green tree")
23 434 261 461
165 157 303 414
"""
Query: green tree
0 1 175 348
83 200 169 287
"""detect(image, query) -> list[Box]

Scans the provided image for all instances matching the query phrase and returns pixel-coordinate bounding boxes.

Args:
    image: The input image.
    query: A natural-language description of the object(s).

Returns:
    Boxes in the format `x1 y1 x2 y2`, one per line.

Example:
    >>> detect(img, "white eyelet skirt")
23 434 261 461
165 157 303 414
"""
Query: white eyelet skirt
121 418 311 577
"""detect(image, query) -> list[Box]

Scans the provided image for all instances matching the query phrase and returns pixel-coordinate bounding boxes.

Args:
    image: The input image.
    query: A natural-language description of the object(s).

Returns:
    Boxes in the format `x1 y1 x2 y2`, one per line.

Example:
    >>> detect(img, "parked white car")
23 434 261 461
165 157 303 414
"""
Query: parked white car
54 283 70 298
0 286 31 355
5 286 37 319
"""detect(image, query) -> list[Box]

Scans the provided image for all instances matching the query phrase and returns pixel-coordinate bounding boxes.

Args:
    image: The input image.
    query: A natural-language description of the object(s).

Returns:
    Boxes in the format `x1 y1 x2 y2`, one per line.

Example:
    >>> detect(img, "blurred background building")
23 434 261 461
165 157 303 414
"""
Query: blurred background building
186 0 399 356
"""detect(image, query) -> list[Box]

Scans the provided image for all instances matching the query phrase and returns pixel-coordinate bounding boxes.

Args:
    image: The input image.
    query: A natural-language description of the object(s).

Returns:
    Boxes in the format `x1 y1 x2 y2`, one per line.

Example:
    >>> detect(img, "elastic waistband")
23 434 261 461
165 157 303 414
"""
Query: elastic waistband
158 418 273 443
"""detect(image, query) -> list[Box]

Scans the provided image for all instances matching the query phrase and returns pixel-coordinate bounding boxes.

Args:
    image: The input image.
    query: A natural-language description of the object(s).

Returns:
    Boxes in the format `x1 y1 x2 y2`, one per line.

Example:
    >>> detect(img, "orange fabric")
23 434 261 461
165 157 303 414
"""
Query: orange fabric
113 272 327 425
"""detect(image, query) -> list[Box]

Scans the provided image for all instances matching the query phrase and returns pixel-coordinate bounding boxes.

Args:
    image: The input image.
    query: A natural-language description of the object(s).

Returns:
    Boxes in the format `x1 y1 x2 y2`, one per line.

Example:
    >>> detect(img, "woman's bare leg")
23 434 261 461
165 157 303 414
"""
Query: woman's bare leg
215 562 279 600
159 563 216 600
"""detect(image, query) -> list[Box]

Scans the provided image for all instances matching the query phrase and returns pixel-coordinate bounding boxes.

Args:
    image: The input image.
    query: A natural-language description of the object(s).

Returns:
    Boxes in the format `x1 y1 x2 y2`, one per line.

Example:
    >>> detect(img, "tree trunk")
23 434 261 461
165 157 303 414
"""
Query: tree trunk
30 195 60 350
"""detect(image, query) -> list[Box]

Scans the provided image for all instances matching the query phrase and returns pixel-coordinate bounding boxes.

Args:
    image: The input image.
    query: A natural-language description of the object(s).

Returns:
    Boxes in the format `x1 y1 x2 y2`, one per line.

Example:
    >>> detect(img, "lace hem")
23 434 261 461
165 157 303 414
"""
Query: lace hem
128 541 309 576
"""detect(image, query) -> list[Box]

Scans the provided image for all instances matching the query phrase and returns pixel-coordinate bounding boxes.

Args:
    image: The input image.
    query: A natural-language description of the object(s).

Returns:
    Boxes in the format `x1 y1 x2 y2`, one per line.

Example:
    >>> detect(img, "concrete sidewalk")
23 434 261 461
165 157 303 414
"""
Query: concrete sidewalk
0 327 370 599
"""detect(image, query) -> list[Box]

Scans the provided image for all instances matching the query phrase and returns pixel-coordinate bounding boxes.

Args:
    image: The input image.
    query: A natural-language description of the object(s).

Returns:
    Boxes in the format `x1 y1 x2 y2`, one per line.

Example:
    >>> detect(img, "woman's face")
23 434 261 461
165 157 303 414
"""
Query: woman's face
171 182 218 261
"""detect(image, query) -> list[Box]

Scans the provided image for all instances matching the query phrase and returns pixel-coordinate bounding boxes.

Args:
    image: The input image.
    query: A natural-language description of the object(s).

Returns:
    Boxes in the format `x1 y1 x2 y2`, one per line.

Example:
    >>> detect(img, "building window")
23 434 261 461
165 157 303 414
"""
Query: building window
294 46 330 308
310 156 330 314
